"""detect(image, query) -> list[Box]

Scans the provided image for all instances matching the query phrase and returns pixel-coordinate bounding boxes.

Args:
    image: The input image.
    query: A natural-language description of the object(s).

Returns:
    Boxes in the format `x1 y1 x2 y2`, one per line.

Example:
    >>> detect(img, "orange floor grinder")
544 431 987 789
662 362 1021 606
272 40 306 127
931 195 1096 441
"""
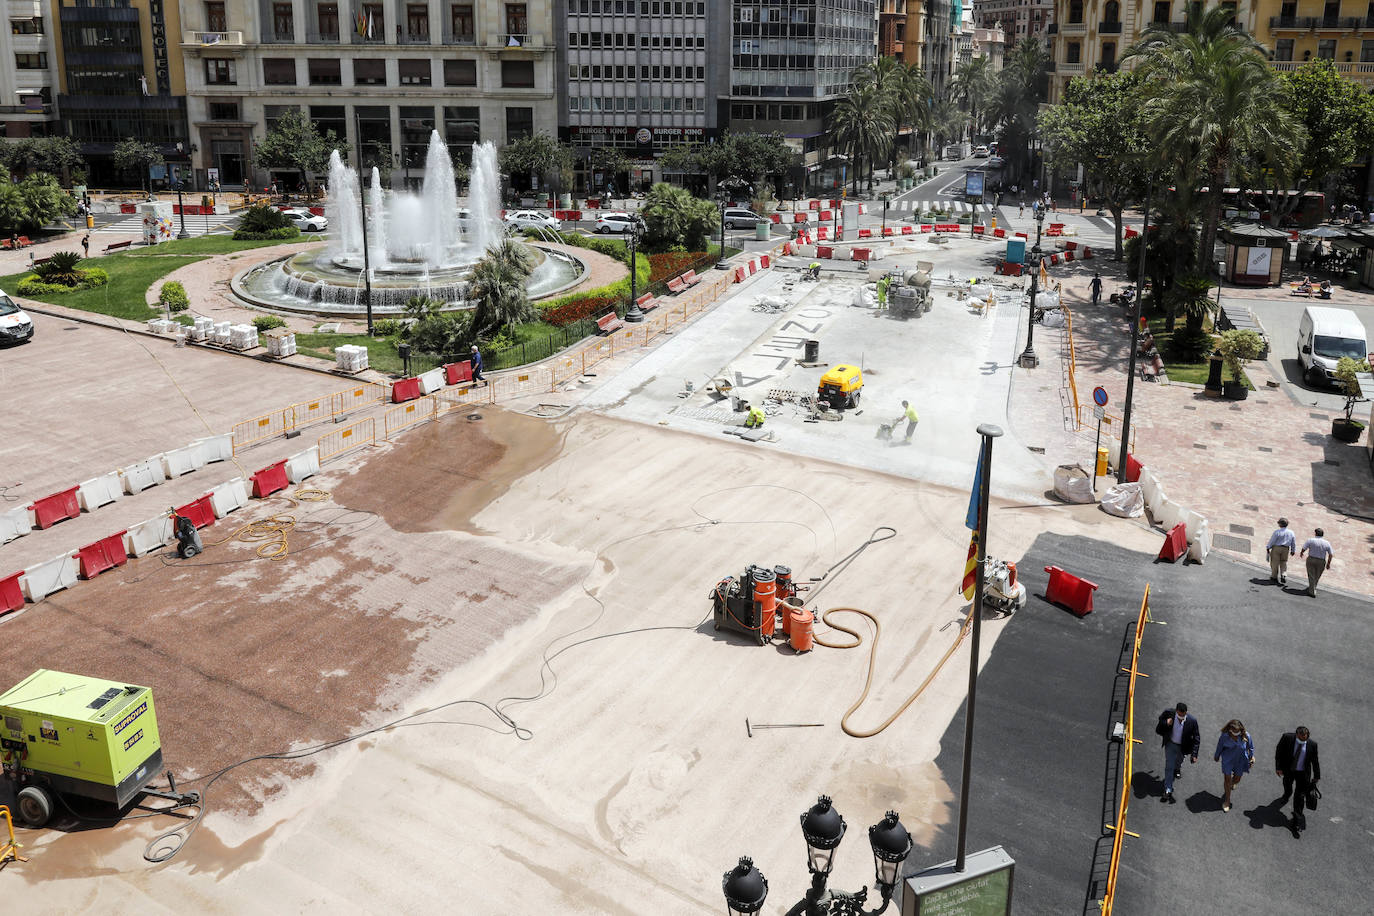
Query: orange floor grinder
710 565 798 645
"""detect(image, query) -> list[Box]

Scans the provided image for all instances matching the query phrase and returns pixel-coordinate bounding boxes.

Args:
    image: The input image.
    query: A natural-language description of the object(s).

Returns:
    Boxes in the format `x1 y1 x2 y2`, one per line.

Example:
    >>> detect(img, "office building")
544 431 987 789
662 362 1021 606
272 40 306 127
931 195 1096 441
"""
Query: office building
1 1 58 137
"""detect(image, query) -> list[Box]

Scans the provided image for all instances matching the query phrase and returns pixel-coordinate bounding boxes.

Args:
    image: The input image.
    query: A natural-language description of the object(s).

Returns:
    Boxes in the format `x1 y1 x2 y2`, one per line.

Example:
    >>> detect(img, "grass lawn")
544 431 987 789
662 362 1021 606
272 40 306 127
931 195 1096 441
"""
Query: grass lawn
1145 316 1253 389
0 254 205 321
124 235 309 257
296 332 406 375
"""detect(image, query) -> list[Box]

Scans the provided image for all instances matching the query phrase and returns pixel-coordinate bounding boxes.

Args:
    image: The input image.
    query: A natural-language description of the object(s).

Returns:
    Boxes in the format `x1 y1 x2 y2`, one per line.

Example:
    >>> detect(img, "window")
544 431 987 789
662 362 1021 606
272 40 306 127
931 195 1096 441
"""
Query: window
506 106 533 141
505 3 527 37
501 59 534 87
1317 38 1336 58
451 4 474 41
1276 38 1294 61
1282 1 1297 16
1066 41 1080 63
444 58 476 85
317 3 339 38
1152 1 1169 21
273 3 293 38
209 101 240 120
1068 0 1082 23
1104 0 1119 22
399 59 431 85
312 105 347 140
10 18 42 34
1099 42 1116 70
1363 39 1374 61
263 58 297 83
354 58 386 85
407 4 429 38
308 58 342 84
204 57 235 83
445 106 480 144
361 2 383 38
205 1 226 31
14 51 46 68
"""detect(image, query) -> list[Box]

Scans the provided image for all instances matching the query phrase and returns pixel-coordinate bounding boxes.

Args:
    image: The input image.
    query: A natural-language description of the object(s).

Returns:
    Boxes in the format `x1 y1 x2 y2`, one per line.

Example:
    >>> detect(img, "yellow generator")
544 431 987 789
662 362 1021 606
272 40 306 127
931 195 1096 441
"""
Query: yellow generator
818 364 864 410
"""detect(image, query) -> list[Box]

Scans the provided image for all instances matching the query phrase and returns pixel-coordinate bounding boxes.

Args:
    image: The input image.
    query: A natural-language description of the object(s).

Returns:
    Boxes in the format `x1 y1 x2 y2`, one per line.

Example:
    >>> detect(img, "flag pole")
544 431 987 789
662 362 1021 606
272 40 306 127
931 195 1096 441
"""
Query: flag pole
954 423 1002 873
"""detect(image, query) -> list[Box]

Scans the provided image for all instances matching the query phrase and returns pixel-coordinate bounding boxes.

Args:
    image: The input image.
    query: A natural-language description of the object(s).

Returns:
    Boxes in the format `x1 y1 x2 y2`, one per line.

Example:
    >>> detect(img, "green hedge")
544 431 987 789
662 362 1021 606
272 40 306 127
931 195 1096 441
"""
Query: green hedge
232 226 301 241
252 314 287 331
17 267 109 296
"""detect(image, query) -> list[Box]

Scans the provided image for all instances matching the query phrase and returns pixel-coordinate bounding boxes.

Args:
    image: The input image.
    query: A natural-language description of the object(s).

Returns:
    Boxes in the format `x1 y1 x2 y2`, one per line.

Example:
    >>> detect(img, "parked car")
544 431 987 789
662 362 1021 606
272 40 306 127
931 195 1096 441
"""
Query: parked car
723 208 765 229
1298 305 1369 388
972 146 990 158
281 208 329 232
504 210 561 232
596 212 640 234
987 156 1006 169
0 293 33 345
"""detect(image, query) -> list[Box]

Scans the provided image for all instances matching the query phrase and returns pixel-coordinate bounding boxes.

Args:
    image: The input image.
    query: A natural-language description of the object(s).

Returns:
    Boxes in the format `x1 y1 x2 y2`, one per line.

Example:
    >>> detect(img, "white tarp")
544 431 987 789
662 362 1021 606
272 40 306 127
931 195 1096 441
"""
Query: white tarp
77 472 123 511
1099 483 1144 518
20 553 78 601
285 446 321 484
210 477 250 518
0 504 31 543
1053 464 1096 504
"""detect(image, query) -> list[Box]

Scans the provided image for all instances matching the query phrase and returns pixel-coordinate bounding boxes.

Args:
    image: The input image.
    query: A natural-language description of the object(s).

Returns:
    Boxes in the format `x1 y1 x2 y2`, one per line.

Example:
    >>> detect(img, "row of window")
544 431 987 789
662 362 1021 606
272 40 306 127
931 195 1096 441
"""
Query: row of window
729 102 812 119
209 56 535 88
568 95 706 111
569 0 707 15
249 102 534 145
569 64 708 80
201 0 522 42
733 53 867 69
15 52 47 69
10 17 43 35
568 32 706 48
1059 36 1374 64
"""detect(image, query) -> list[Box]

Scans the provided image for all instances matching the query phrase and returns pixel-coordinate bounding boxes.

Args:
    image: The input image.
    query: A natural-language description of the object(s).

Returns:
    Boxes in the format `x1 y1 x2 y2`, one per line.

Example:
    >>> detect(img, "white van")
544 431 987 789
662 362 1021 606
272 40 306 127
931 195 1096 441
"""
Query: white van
1297 305 1369 387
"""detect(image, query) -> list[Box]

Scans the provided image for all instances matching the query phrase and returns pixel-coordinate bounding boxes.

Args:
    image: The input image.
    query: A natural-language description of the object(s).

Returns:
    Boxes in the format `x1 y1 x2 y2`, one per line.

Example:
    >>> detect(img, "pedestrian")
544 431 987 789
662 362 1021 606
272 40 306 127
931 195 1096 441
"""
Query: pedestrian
1090 273 1102 306
1297 527 1333 596
899 399 919 441
1018 202 1025 218
1266 517 1296 585
1155 702 1199 803
1214 719 1255 812
81 233 90 258
1275 726 1320 838
470 344 486 386
1080 196 1087 213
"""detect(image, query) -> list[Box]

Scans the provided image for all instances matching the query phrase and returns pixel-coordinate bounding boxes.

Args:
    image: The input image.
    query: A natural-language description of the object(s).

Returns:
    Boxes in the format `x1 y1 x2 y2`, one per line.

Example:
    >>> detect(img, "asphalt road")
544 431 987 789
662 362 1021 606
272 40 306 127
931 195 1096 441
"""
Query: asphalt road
1241 293 1374 411
902 531 1374 915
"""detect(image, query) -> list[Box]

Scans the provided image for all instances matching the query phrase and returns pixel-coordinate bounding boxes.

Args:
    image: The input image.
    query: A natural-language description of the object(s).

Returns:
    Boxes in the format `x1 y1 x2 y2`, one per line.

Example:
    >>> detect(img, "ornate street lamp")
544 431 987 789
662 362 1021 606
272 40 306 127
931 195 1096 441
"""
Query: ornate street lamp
623 215 646 323
868 810 913 906
175 142 190 240
722 856 768 915
716 176 751 269
801 795 847 915
1019 205 1048 368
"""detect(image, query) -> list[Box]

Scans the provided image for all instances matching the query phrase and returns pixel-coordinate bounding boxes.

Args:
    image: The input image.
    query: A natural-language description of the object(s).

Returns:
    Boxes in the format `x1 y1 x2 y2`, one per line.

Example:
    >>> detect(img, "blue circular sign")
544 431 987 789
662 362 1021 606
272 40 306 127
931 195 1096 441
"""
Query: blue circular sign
1093 386 1109 407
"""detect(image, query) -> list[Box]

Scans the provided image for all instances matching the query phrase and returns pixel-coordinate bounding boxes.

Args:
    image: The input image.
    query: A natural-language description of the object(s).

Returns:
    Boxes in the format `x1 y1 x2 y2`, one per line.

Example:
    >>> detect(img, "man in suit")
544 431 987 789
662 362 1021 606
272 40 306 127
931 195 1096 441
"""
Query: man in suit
1156 702 1200 803
1275 726 1321 838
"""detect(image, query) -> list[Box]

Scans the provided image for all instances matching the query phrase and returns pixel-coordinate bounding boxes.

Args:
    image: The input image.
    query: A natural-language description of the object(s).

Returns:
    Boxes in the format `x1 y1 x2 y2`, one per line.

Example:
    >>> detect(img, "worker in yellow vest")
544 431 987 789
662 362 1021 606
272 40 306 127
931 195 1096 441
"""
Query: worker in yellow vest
898 400 919 441
745 403 766 429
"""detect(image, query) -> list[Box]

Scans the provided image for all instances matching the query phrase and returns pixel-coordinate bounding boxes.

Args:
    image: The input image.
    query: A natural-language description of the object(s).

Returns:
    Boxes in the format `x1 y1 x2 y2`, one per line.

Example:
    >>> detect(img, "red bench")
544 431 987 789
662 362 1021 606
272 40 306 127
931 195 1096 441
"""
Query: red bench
681 269 702 287
597 312 625 334
666 276 686 294
635 292 658 312
104 239 133 253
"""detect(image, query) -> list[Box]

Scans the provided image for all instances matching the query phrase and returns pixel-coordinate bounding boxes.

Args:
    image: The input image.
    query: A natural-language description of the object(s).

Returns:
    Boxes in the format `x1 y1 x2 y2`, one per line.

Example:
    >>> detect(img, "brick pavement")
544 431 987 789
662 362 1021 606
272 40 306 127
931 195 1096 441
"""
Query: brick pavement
1010 256 1374 595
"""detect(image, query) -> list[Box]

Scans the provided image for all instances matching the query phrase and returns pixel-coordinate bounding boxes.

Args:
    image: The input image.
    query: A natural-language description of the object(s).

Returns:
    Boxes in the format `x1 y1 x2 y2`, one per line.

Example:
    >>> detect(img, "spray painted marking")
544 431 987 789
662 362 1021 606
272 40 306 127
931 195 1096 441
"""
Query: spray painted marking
734 306 837 389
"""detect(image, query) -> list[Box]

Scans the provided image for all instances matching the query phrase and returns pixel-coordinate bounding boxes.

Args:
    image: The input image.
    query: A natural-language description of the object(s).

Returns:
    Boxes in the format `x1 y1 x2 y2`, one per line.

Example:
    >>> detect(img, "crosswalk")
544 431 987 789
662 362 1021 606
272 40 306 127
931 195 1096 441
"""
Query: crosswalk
90 213 233 237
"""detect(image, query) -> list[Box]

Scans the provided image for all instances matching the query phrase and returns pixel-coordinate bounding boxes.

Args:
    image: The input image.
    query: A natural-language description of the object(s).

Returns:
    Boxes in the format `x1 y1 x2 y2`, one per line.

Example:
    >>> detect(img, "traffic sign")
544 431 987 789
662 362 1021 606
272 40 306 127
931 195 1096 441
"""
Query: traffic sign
1092 386 1109 407
1093 405 1106 420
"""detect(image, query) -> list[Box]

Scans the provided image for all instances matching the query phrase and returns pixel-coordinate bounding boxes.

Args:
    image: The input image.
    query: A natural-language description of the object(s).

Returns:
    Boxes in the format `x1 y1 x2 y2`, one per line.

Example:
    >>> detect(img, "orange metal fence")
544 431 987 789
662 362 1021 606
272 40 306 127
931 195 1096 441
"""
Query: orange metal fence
317 417 376 461
231 408 294 454
1100 585 1154 915
383 397 438 439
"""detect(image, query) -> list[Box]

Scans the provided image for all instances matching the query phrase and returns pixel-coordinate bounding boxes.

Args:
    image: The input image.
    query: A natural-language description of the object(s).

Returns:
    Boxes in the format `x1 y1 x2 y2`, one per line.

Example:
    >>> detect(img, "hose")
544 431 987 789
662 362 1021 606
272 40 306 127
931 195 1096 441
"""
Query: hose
202 487 331 560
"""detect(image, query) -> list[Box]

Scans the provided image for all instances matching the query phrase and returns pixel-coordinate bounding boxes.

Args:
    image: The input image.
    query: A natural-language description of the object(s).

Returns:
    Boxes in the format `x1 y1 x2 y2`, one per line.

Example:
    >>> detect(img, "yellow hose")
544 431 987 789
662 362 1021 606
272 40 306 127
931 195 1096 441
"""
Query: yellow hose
202 487 331 560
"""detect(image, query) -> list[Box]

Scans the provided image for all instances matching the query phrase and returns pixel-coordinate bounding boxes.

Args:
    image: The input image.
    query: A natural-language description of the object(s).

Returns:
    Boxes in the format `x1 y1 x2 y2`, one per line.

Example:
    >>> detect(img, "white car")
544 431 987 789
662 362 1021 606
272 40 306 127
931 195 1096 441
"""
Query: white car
973 146 990 158
595 212 639 234
0 293 33 344
987 156 1006 169
504 210 562 232
281 208 329 232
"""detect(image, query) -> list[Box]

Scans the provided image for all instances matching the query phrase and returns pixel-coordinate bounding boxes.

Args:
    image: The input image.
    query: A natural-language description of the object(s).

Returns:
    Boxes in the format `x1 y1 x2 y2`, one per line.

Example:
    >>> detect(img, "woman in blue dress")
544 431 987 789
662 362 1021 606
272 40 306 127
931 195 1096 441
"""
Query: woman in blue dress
1214 719 1255 812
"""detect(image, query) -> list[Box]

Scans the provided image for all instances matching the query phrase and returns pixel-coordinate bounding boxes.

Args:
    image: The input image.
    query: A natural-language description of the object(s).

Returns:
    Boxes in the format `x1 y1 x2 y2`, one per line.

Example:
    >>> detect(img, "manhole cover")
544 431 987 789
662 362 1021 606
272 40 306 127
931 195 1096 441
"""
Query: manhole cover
466 413 483 421
1192 443 1208 450
1258 446 1273 453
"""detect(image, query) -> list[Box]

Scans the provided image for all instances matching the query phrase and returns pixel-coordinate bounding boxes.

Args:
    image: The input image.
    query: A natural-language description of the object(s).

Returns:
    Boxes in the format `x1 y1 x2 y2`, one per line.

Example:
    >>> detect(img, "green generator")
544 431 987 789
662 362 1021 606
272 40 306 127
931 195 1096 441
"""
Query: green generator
1 669 164 827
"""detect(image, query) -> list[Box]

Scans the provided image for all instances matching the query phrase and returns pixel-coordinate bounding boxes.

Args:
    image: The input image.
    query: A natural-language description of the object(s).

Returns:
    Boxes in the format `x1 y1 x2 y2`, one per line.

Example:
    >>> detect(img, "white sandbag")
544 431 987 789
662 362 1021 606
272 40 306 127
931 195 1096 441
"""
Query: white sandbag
969 283 993 299
1188 518 1212 564
1041 309 1066 328
1053 464 1096 504
1099 482 1144 518
852 287 877 308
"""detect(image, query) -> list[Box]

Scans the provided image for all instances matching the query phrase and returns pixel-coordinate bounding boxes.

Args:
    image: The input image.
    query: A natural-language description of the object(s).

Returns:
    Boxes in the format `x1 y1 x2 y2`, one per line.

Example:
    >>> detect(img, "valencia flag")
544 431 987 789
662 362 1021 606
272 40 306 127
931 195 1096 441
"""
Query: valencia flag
960 531 979 600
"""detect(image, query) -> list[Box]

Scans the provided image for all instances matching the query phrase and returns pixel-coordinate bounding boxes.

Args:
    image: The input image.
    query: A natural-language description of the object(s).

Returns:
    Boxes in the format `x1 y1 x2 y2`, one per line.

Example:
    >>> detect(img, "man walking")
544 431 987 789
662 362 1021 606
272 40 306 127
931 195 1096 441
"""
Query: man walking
470 344 486 386
1090 273 1102 306
1266 518 1296 585
81 233 90 258
1156 702 1199 803
1298 527 1333 596
1275 726 1320 838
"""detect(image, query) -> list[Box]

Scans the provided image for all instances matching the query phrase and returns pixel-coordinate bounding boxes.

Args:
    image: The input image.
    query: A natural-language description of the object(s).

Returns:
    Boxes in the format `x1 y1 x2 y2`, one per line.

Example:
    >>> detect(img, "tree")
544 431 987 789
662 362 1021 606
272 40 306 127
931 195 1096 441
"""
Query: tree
112 138 163 193
499 133 574 197
1127 6 1301 266
1038 71 1151 259
829 83 894 193
589 146 631 195
949 56 995 138
1 137 85 181
854 57 932 171
252 108 340 195
467 240 535 337
654 132 794 190
1254 61 1374 224
640 182 717 251
983 37 1050 183
0 172 77 233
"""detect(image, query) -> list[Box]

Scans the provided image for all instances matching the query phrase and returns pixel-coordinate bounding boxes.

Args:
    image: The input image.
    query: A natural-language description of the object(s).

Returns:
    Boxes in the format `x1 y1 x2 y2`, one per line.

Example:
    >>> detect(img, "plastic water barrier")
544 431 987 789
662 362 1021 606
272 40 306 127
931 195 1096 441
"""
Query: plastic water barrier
210 478 251 518
20 553 78 601
193 434 234 464
77 472 123 512
317 417 376 461
418 368 446 395
124 515 173 557
285 446 321 483
161 444 205 478
120 457 167 495
0 506 30 544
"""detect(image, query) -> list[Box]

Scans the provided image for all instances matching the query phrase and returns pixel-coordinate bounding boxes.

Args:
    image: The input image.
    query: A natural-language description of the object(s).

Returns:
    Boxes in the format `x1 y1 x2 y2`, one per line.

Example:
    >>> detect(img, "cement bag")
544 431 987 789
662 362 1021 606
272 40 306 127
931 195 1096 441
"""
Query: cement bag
1041 309 1066 328
1053 464 1096 504
1037 289 1061 310
1099 482 1144 518
969 283 993 300
852 286 877 308
1188 518 1212 564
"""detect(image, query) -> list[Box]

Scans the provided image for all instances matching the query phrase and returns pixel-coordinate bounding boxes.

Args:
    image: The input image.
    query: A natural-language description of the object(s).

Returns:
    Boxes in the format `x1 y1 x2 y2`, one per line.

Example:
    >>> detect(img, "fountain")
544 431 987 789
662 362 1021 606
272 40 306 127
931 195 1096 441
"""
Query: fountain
233 131 585 316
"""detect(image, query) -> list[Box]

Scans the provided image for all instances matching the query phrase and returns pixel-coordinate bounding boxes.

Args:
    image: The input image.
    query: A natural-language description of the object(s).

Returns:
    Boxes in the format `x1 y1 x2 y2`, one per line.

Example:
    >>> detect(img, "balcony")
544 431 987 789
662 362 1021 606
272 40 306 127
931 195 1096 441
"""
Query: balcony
1099 20 1122 33
1148 19 1190 31
1059 61 1085 73
1268 15 1366 30
181 30 245 47
400 30 431 44
1060 21 1086 34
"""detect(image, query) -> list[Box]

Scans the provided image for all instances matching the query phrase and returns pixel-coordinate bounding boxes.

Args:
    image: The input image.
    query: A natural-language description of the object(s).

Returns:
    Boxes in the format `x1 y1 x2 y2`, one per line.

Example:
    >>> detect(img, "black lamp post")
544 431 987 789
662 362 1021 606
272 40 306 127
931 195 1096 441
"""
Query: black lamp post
722 857 768 915
175 142 190 240
354 111 375 335
716 177 750 268
881 193 889 235
1019 206 1047 368
801 794 847 916
869 811 913 904
623 216 646 323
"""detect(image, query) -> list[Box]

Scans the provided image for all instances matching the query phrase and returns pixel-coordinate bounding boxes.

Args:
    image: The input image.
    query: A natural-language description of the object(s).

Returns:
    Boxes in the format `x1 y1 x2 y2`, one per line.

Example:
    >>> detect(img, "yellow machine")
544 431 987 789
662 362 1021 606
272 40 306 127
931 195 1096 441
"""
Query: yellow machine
818 364 864 410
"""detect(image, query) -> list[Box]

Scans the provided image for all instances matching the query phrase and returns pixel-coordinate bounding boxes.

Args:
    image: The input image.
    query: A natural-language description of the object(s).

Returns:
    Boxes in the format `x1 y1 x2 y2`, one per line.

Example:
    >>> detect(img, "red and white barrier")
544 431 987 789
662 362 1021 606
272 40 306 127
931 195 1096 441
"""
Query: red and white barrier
161 444 206 478
286 446 321 484
210 478 251 518
120 456 166 495
124 514 173 557
0 571 22 616
77 472 123 512
19 553 78 602
418 368 445 395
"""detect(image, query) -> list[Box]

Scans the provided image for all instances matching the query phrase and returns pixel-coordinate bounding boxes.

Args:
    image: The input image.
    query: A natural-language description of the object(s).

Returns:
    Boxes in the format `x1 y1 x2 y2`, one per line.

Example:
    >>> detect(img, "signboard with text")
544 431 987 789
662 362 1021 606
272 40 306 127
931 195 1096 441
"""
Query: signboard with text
900 847 1014 916
965 171 985 201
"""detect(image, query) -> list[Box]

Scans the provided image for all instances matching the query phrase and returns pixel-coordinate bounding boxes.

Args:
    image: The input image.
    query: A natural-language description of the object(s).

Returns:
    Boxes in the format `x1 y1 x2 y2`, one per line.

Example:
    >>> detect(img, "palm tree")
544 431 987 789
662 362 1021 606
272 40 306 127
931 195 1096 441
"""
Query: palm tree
949 57 995 138
1169 273 1216 336
985 37 1050 183
855 57 932 173
829 83 894 194
467 240 535 337
1127 6 1302 267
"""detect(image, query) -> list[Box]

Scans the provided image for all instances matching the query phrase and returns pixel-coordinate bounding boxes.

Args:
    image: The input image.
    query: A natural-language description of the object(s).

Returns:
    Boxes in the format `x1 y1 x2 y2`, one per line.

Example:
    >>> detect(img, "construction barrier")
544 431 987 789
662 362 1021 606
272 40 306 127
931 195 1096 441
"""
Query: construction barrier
209 478 251 518
317 416 377 461
0 571 23 615
1158 523 1188 562
444 361 473 385
250 460 290 498
1043 566 1099 616
19 553 78 602
120 456 167 495
384 397 437 439
858 228 872 239
0 506 29 544
330 383 386 417
30 487 81 530
289 395 333 428
193 434 234 464
77 472 123 512
174 494 216 529
124 515 173 557
74 531 129 580
760 254 771 269
161 444 205 478
418 368 446 395
392 377 423 403
491 368 556 401
285 445 321 483
232 408 293 454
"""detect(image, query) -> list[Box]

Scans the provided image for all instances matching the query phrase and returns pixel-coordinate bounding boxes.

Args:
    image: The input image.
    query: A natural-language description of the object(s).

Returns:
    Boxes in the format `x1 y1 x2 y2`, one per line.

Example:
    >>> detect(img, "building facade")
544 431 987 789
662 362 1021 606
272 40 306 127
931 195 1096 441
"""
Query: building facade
177 0 556 189
877 0 918 64
974 0 1051 43
556 0 726 192
52 0 190 183
1 1 59 137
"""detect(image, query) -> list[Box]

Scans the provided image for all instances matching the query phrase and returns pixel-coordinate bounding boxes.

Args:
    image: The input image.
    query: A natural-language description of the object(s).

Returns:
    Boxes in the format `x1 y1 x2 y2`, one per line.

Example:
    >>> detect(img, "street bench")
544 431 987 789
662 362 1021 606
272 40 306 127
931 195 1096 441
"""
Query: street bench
596 312 625 335
635 292 658 312
103 240 133 253
666 276 686 294
681 269 703 287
